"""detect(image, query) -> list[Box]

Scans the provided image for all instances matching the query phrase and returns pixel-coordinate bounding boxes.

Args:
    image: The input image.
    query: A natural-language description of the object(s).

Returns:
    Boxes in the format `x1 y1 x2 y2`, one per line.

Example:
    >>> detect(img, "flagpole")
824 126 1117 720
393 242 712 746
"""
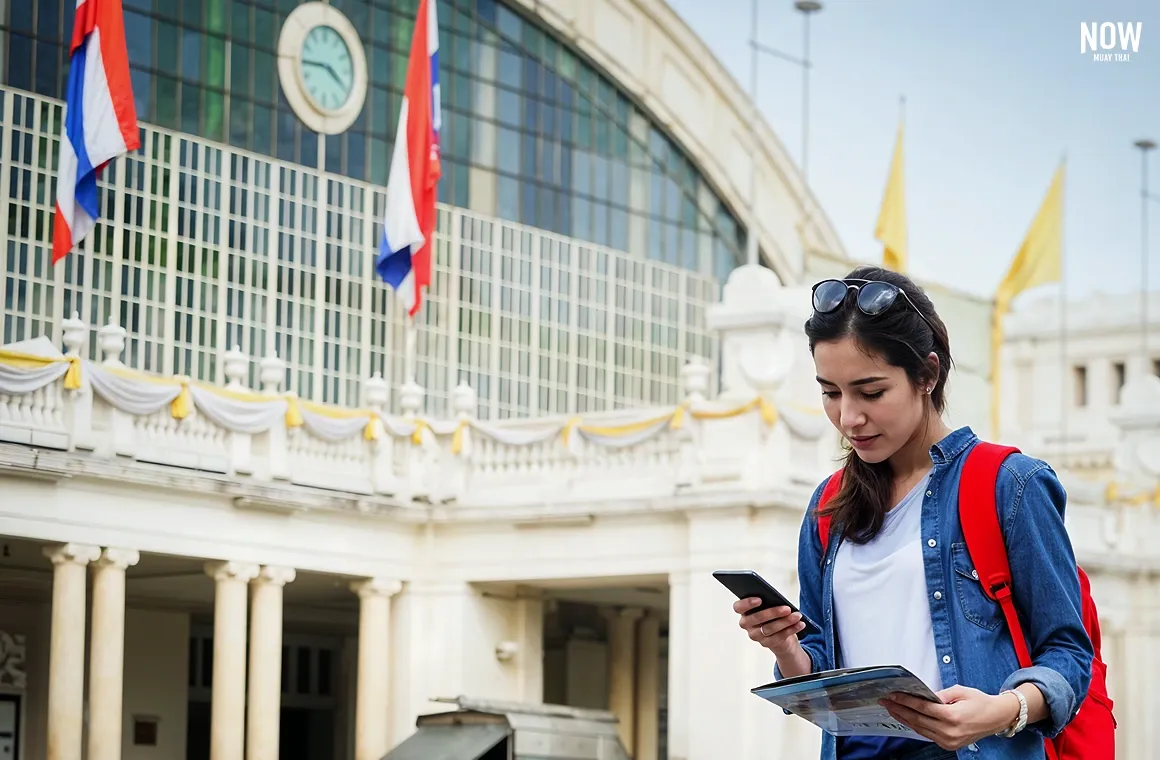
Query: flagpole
404 313 417 385
1058 154 1068 456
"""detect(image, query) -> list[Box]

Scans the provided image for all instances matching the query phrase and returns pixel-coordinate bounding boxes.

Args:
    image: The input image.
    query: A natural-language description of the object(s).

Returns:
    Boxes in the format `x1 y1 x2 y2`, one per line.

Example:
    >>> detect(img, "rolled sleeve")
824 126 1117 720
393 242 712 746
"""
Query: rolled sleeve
999 460 1094 737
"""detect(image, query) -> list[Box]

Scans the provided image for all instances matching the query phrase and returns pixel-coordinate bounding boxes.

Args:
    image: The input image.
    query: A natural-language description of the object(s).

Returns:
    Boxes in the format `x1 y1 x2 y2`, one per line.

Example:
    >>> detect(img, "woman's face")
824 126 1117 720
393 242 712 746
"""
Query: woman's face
812 336 929 465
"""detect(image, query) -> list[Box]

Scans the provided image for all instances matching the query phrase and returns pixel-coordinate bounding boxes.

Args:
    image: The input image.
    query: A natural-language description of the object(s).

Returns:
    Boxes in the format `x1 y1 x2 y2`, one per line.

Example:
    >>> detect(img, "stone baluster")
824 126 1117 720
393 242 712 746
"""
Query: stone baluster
704 265 812 490
221 345 254 476
674 357 711 488
364 372 399 496
95 320 138 457
258 353 285 395
438 381 476 502
399 379 428 501
258 353 289 481
98 320 127 367
60 313 94 450
681 355 711 404
222 345 248 390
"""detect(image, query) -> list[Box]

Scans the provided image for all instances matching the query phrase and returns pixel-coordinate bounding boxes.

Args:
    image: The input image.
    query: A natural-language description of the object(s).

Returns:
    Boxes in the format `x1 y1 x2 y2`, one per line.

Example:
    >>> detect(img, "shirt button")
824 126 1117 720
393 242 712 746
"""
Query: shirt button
926 490 932 497
927 539 937 548
972 570 979 580
934 591 942 600
943 655 952 664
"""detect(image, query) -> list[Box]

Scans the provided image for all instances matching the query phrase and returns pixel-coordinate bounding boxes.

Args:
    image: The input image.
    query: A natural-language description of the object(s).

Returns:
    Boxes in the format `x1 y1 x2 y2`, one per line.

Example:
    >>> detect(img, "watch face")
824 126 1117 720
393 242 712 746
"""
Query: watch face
300 25 354 112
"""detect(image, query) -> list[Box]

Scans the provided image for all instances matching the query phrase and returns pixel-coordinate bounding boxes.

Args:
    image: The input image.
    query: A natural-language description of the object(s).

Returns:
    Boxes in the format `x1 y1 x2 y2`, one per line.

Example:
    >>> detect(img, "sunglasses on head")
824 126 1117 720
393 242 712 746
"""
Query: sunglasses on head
811 278 938 334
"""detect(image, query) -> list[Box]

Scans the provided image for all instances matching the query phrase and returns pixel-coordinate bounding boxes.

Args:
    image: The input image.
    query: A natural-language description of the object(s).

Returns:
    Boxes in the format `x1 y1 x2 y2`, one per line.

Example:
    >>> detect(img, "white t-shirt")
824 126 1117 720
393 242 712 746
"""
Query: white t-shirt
832 472 943 692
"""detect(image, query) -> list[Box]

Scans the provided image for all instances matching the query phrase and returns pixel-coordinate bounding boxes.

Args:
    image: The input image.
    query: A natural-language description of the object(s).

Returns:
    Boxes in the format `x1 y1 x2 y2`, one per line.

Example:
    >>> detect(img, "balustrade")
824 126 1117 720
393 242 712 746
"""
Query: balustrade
0 312 831 511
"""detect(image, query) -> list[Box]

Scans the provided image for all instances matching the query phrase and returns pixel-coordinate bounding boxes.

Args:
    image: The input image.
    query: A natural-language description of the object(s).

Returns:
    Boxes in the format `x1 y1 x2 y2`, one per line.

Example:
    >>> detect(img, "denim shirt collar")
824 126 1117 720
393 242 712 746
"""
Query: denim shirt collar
929 425 978 465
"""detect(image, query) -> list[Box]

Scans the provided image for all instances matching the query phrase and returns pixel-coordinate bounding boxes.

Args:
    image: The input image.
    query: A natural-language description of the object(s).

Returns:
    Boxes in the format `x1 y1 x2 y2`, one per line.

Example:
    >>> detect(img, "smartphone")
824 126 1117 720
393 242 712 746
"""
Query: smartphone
713 569 822 638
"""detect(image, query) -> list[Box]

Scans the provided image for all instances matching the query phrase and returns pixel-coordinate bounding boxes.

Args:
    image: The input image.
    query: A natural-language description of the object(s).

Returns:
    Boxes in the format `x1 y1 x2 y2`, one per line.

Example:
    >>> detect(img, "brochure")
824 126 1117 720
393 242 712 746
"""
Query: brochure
751 665 941 741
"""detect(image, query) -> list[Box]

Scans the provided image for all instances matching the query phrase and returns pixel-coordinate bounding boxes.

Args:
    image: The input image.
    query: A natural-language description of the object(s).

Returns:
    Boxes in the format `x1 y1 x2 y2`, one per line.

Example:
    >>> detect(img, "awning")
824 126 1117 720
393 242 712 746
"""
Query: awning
384 724 509 760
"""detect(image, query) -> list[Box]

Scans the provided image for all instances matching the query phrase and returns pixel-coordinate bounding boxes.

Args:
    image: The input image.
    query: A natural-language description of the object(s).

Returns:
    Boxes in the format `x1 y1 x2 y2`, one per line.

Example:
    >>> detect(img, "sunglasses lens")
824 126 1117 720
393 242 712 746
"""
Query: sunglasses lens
857 281 899 315
813 280 849 313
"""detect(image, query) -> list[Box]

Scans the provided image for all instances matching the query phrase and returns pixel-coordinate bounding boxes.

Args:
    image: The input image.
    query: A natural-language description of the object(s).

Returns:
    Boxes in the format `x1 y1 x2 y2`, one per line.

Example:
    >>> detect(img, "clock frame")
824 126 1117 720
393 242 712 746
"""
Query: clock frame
277 2 368 136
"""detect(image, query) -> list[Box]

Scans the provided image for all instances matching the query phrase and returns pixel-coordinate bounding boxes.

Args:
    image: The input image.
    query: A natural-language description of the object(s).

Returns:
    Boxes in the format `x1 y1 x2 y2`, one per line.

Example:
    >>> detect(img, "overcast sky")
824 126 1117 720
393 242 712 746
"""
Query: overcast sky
667 0 1159 307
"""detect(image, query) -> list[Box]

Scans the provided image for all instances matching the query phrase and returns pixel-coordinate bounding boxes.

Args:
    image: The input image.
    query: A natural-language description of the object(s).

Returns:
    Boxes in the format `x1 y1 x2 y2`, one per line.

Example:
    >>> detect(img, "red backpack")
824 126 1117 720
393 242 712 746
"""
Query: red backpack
816 441 1115 760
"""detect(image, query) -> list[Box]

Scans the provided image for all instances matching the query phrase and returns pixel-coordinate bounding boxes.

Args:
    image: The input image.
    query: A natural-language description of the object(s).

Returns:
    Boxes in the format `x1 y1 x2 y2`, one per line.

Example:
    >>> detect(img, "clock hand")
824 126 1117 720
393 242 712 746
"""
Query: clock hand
303 59 347 89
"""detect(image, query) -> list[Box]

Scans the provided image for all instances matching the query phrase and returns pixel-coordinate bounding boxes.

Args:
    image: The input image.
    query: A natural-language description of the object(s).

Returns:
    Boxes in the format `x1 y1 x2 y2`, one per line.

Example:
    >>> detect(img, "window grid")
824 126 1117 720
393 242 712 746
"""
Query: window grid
0 85 718 420
2 0 749 282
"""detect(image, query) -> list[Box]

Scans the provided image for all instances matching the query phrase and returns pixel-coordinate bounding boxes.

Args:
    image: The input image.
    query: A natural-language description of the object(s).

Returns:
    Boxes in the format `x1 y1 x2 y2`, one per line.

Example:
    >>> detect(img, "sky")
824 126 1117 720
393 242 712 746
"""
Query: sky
666 0 1160 305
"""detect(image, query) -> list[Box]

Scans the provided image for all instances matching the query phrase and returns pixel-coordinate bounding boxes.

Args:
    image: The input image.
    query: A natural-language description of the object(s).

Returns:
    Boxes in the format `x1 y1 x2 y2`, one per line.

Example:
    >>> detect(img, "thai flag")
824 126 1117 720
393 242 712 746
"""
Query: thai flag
52 0 140 265
375 0 441 318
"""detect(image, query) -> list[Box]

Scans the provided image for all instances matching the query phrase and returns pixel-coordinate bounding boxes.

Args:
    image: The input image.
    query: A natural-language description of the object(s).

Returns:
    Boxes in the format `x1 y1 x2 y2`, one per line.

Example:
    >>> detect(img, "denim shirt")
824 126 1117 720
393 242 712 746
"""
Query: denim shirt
775 427 1093 759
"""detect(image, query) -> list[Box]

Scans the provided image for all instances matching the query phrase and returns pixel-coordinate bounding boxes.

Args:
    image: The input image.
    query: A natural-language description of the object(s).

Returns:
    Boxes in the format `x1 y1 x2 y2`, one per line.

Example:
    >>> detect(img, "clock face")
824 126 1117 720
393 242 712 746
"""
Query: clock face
300 25 354 113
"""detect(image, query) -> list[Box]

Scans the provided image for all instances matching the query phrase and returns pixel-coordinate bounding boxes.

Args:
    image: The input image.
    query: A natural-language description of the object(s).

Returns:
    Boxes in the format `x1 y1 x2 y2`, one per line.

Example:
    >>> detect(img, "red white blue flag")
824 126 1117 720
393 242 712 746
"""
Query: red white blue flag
52 0 140 265
375 0 441 317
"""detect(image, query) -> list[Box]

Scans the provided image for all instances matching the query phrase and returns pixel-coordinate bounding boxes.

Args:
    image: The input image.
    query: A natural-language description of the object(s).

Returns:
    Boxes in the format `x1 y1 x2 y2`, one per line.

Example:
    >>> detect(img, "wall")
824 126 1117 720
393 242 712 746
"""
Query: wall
0 601 48 760
121 609 189 760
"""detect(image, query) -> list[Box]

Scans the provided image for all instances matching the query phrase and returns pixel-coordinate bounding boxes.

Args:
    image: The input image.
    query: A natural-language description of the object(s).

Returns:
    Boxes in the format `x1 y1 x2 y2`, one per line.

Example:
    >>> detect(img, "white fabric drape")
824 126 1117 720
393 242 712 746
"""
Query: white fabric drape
469 420 564 447
88 365 183 416
188 386 287 434
0 360 69 395
298 406 371 442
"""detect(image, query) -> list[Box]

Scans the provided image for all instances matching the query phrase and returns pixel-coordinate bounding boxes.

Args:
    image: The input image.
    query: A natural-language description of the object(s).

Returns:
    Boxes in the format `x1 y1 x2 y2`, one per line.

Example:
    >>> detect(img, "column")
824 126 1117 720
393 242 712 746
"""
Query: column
603 607 643 753
634 611 661 760
205 561 260 760
44 543 100 760
87 548 140 760
351 577 402 760
246 566 296 760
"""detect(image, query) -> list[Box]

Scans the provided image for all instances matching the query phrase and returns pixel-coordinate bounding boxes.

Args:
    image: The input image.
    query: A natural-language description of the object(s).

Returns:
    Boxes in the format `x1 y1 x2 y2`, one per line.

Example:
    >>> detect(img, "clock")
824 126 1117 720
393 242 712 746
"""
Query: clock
277 3 368 135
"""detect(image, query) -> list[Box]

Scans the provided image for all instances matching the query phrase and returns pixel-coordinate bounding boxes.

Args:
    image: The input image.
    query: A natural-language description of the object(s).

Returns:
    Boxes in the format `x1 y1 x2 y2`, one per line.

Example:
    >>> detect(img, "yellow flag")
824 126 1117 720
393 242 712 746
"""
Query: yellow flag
990 161 1065 436
995 162 1065 309
876 124 907 272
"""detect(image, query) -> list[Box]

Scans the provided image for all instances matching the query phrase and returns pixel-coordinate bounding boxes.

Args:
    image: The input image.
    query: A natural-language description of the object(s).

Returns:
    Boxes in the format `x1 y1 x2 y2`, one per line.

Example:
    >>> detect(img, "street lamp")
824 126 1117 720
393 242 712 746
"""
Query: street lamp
744 0 823 267
1134 138 1155 364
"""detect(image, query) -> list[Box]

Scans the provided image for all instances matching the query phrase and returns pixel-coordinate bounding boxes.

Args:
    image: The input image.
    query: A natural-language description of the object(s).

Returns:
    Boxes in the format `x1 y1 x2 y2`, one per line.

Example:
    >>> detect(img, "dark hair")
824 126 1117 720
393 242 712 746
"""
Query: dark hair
804 266 954 545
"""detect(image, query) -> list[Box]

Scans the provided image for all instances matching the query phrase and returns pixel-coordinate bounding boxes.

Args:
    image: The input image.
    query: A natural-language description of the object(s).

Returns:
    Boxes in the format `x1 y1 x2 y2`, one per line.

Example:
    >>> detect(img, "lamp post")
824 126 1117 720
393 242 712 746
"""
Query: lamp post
744 0 823 267
1134 138 1155 366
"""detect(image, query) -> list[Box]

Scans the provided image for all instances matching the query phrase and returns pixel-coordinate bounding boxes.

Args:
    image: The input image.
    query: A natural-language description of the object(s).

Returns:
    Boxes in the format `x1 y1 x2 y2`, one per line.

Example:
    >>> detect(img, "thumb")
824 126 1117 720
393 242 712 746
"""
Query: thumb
934 684 974 704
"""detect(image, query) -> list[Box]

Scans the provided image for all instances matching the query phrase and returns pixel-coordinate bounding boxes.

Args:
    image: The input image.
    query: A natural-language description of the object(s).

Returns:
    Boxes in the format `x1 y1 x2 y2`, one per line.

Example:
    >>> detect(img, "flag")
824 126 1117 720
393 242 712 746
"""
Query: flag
376 0 441 318
52 0 140 265
875 122 907 272
994 162 1065 310
990 161 1065 436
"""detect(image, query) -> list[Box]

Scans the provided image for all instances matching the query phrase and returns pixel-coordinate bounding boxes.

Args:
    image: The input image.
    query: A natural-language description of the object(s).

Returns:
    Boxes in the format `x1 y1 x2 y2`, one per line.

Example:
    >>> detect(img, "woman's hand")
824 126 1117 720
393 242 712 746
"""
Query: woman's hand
881 686 1021 750
734 598 806 656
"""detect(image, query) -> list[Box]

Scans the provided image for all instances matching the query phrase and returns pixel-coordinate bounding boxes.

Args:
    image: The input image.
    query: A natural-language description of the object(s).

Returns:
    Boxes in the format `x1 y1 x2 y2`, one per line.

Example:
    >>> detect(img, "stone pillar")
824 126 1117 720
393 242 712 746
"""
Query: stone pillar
87 548 140 760
351 578 402 760
246 566 296 760
634 611 661 760
603 607 643 752
44 543 100 760
205 561 260 760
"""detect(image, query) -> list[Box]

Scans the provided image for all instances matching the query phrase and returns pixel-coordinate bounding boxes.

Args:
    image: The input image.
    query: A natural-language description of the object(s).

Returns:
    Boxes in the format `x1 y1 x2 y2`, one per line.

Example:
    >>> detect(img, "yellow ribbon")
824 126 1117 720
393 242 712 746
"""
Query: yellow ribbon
171 380 192 420
451 419 468 454
363 416 380 441
63 357 82 390
0 349 83 390
284 395 304 428
410 419 428 445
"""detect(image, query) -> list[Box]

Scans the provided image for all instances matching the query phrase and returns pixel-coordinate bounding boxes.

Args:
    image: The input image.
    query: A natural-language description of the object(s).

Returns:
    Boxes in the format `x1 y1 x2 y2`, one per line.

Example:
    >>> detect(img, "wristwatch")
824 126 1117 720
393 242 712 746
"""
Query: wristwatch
996 689 1028 737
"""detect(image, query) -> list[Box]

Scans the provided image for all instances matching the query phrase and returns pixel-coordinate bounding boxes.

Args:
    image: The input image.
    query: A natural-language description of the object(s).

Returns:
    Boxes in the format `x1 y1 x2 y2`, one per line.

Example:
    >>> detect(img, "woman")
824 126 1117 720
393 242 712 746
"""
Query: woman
734 267 1092 760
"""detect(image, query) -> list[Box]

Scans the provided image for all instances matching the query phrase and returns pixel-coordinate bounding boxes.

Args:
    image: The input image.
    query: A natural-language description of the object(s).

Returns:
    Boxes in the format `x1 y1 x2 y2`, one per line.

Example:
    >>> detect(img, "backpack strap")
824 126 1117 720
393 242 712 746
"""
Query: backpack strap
817 469 844 558
959 441 1033 669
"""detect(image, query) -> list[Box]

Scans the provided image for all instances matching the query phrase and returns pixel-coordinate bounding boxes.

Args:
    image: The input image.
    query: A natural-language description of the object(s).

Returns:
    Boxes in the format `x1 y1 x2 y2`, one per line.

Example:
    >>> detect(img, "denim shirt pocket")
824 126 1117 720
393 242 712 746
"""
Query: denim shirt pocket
950 541 1003 632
